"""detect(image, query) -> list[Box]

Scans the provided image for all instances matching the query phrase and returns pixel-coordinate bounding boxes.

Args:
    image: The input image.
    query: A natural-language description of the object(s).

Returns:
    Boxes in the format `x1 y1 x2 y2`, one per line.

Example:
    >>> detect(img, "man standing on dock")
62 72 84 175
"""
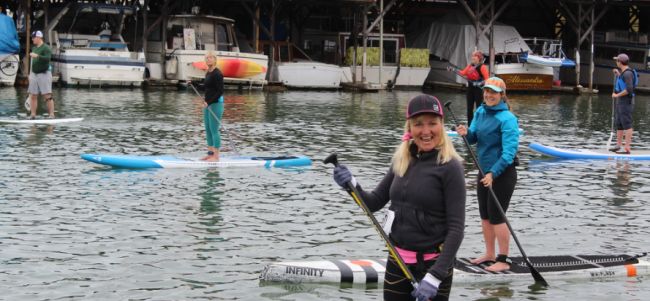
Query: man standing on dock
610 53 637 154
28 30 54 119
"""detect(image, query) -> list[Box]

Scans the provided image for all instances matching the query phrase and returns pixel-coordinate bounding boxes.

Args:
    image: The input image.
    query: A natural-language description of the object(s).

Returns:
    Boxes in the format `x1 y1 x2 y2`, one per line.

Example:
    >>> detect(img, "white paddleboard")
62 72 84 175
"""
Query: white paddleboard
260 254 650 284
0 117 84 125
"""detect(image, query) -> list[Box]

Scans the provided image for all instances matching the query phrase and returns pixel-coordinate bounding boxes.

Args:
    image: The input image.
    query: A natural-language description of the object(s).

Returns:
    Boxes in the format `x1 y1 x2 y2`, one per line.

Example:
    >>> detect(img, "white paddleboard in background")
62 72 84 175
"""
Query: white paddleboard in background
0 117 84 125
529 142 650 160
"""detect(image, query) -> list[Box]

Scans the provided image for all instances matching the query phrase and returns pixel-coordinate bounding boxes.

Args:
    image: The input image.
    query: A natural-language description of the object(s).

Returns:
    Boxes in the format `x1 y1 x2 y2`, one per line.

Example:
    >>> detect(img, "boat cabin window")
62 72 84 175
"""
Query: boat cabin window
51 8 129 51
166 19 236 51
215 23 229 51
339 34 404 65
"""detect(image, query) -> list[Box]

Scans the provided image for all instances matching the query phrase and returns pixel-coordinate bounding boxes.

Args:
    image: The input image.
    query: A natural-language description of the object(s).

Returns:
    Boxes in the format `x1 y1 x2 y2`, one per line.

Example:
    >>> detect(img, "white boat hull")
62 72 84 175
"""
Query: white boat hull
0 54 19 86
54 49 145 86
494 63 554 90
278 61 341 89
525 54 563 67
341 66 429 87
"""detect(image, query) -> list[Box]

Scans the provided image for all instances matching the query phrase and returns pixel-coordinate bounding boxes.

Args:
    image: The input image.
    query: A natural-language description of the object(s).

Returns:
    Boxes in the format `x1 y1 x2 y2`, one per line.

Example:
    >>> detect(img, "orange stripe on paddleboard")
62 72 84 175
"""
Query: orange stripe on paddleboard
350 260 373 267
625 264 637 277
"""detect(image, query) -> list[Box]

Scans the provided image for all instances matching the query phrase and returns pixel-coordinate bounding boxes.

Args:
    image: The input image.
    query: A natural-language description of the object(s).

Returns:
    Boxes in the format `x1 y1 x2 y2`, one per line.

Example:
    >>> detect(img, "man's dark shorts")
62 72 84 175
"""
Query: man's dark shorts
615 97 634 130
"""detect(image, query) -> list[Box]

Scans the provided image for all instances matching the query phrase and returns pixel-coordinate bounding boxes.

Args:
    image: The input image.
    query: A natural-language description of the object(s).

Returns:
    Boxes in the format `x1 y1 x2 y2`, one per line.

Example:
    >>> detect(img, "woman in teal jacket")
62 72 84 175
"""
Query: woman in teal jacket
456 77 519 272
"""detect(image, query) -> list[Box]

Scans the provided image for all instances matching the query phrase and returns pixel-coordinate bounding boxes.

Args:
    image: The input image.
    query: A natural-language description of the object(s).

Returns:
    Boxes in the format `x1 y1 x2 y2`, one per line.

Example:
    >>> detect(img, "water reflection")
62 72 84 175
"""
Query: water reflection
198 170 224 229
24 124 55 145
609 161 632 201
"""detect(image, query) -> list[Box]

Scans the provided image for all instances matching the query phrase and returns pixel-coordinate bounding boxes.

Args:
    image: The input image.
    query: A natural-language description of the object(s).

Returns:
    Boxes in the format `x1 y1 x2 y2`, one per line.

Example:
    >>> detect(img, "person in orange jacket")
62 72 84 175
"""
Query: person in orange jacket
448 51 490 126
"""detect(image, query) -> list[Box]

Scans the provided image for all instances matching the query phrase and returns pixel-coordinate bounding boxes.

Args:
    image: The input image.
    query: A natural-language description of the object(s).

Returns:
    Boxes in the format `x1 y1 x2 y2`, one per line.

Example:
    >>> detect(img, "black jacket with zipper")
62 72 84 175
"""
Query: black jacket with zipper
357 144 466 280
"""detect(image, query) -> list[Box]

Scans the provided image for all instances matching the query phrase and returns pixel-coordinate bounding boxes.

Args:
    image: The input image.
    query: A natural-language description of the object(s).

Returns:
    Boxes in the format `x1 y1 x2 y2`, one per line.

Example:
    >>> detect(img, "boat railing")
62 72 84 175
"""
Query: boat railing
523 37 566 59
56 32 129 51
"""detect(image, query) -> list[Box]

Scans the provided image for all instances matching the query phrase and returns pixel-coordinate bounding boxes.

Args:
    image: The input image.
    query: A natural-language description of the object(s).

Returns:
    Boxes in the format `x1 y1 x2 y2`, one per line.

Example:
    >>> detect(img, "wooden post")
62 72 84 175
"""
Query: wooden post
254 4 260 52
588 4 594 91
142 0 148 59
575 3 581 87
44 0 49 32
351 8 358 83
489 0 494 76
361 5 368 83
160 3 167 79
476 0 481 48
24 0 31 78
269 0 277 82
379 0 383 87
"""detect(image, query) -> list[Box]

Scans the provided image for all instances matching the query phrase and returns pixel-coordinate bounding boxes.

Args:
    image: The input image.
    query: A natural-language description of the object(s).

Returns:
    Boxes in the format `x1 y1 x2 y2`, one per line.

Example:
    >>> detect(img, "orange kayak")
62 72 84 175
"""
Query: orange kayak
192 59 267 78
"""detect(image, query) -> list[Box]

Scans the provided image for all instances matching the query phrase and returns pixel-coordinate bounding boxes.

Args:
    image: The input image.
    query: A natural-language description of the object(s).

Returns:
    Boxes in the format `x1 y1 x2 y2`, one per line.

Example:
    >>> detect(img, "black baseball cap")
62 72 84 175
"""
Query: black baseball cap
406 95 444 119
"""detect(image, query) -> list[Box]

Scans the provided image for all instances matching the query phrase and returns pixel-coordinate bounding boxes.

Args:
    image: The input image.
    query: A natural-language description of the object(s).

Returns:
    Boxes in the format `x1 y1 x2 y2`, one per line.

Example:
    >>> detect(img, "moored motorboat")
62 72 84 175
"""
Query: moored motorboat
45 3 146 87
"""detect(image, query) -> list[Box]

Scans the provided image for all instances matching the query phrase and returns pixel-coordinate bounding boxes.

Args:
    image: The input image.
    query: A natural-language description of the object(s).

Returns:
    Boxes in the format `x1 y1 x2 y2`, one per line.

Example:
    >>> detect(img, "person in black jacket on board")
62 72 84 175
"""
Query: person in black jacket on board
200 50 225 161
333 95 466 301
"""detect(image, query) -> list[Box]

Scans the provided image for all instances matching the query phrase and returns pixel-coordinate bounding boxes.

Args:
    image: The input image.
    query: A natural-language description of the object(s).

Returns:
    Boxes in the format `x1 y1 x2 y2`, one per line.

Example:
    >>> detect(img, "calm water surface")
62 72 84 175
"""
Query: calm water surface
0 86 649 300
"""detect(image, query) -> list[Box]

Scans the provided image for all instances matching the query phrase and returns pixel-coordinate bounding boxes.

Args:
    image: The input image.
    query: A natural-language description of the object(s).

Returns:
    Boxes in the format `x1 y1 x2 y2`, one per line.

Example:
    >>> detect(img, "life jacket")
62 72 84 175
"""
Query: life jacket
615 68 638 96
465 63 484 82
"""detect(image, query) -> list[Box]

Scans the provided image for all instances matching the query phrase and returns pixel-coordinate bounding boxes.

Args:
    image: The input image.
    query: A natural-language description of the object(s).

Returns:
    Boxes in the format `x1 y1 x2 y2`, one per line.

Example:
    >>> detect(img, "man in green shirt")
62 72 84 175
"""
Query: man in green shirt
28 30 54 119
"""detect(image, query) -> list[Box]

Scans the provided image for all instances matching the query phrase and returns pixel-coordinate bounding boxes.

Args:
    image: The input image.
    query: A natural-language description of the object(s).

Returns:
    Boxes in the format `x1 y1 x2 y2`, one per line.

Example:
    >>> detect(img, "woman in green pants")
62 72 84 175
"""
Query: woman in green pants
202 50 225 161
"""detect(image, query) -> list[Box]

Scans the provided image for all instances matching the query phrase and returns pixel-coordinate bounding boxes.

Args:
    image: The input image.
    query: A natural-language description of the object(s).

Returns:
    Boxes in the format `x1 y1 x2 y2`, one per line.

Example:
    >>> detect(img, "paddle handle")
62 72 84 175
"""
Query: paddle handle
443 101 549 287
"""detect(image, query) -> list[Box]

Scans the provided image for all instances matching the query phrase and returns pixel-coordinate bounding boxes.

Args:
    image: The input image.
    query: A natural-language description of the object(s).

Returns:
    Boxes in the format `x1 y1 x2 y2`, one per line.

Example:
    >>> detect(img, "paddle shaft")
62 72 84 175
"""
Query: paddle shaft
444 102 549 287
189 82 239 154
606 74 617 150
324 154 418 288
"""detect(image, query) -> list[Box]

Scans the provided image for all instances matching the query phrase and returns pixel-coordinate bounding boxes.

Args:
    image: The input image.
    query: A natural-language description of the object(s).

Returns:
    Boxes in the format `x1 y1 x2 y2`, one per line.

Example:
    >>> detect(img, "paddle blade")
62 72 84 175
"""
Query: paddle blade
524 258 549 287
323 153 339 166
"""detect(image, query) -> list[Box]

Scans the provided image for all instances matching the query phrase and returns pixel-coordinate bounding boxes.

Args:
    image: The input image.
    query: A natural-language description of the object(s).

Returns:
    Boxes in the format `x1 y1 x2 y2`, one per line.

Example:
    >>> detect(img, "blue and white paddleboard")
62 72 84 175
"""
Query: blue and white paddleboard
0 117 83 124
446 128 524 137
529 142 650 160
81 153 312 169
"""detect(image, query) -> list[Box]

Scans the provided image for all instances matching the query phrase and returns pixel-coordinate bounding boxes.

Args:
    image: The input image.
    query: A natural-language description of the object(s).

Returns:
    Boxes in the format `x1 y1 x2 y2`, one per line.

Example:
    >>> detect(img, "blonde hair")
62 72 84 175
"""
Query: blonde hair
391 116 462 177
205 50 217 60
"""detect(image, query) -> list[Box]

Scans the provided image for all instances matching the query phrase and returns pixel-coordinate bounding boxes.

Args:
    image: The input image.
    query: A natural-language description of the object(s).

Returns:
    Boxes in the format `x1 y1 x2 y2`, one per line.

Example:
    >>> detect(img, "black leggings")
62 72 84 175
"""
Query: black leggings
383 256 453 301
477 164 517 224
466 86 483 126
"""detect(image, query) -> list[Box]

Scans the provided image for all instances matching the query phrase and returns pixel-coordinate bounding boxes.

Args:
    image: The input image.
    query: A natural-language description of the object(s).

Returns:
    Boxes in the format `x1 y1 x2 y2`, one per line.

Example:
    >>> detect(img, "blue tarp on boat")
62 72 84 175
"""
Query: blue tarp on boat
0 13 20 54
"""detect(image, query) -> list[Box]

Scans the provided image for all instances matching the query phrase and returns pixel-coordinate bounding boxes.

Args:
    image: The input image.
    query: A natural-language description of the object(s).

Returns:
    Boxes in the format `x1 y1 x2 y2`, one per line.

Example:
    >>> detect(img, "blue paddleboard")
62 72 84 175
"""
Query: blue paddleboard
81 153 312 168
529 142 650 160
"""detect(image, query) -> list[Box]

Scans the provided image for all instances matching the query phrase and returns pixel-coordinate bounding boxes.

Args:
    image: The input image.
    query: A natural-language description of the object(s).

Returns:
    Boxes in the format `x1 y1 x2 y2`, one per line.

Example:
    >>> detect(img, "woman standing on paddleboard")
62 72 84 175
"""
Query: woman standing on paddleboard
201 50 224 161
333 95 466 301
448 51 489 126
455 77 520 273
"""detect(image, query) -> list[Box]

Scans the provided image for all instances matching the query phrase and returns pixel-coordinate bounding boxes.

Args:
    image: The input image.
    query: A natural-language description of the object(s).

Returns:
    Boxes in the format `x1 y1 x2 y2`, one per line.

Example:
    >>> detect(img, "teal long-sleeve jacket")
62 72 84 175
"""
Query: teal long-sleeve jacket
465 100 519 178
